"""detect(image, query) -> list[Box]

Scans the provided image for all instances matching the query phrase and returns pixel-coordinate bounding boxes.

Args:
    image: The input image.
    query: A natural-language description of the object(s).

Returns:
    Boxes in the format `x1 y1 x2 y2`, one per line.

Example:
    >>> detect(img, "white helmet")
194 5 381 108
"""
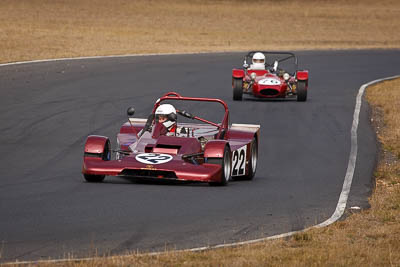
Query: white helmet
155 104 177 129
250 52 266 70
252 52 265 65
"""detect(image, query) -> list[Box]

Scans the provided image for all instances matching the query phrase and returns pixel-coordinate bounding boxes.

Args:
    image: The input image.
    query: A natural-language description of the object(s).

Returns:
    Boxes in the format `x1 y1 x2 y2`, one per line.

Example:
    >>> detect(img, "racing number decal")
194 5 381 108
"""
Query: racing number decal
135 153 173 164
259 78 281 86
232 145 247 176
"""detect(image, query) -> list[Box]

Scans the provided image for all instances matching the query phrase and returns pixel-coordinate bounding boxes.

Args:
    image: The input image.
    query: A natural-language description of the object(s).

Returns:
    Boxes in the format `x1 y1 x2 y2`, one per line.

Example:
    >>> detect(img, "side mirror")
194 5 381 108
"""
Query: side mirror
243 59 248 69
273 61 278 72
127 107 135 117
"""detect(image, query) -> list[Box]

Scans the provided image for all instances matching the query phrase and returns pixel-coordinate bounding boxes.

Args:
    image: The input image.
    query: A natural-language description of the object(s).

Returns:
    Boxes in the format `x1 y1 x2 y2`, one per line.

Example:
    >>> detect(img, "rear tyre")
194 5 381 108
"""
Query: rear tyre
243 137 258 180
208 145 231 186
83 139 110 183
297 80 307 102
233 78 243 101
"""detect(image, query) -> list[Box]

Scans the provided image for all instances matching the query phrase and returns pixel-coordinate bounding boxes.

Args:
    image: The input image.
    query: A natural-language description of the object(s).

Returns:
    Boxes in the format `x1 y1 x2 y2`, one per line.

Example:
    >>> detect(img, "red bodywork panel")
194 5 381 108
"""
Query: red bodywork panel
247 73 287 98
152 147 178 155
83 154 222 182
82 93 260 183
84 135 108 154
204 140 229 158
297 70 309 81
247 69 268 76
154 136 202 155
232 69 245 78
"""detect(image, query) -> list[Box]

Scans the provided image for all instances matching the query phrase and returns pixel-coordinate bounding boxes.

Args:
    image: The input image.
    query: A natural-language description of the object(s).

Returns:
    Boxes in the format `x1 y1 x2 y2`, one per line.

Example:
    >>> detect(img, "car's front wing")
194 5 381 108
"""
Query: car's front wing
82 155 222 183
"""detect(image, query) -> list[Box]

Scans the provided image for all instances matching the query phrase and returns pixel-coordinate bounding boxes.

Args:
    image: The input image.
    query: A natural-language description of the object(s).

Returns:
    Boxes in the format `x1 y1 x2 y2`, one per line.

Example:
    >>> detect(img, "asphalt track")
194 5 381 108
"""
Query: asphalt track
1 50 400 263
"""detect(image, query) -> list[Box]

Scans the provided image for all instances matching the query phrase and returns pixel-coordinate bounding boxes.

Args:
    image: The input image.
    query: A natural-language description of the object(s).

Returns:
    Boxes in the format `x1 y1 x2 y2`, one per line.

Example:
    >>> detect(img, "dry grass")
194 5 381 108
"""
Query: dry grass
1 0 400 63
367 80 400 160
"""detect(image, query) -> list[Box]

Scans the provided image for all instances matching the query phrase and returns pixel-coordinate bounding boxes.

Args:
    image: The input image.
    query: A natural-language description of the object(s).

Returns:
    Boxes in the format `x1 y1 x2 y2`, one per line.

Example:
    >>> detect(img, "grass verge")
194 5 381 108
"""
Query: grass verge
1 0 400 64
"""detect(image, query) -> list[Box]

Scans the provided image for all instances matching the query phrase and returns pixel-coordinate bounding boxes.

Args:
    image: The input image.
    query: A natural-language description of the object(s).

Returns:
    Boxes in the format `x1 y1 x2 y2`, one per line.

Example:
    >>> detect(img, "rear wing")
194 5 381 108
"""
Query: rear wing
228 123 260 143
231 123 260 132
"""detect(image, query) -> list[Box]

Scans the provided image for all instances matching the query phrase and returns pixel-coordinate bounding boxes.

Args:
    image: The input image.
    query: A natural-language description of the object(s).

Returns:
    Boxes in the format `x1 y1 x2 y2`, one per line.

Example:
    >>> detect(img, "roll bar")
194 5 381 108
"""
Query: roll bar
153 92 229 137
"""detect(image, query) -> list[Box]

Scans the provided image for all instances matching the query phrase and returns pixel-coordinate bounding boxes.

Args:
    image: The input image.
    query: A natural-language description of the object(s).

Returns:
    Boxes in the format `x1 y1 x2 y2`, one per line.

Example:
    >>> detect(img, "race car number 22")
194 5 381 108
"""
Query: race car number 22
136 153 173 164
232 145 246 176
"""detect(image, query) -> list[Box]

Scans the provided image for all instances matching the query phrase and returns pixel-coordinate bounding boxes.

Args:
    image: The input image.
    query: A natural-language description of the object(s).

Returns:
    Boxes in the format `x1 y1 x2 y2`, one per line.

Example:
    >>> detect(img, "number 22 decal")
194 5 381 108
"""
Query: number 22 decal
232 145 246 176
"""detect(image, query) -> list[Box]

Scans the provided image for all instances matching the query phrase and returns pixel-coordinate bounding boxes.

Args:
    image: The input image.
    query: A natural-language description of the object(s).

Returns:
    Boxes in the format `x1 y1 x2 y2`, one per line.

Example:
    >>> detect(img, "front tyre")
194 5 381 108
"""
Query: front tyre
208 145 232 186
233 78 243 101
296 80 307 102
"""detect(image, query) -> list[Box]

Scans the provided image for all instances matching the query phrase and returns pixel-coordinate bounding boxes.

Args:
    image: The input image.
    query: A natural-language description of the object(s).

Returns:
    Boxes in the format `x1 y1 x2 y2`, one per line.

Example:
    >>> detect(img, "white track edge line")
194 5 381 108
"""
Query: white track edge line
0 48 329 67
0 51 233 67
1 64 399 265
0 49 397 67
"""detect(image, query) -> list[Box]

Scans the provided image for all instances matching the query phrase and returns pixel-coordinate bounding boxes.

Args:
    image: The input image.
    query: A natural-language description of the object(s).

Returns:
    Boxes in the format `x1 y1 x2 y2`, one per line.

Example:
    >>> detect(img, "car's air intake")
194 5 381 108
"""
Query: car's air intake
260 88 279 96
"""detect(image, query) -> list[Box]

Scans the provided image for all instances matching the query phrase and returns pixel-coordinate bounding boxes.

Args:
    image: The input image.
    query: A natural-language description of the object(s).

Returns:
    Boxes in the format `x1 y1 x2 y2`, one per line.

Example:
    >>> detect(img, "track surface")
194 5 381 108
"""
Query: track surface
1 50 399 262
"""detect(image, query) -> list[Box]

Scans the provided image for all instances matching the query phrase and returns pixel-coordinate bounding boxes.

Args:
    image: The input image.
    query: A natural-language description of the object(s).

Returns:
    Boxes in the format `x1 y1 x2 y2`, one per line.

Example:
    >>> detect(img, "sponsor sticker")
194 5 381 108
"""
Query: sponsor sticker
135 153 173 164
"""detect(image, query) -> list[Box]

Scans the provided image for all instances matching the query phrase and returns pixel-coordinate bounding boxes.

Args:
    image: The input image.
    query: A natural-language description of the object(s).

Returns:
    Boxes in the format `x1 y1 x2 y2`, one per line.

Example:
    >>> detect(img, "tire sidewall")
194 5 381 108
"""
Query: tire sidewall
297 80 307 101
246 138 258 180
233 78 243 100
221 145 232 184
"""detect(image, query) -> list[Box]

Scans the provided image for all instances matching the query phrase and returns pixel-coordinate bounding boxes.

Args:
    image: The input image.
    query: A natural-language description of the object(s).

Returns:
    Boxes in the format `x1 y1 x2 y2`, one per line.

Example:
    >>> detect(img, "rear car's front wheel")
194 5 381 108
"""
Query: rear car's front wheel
233 78 243 101
208 145 232 186
296 80 307 102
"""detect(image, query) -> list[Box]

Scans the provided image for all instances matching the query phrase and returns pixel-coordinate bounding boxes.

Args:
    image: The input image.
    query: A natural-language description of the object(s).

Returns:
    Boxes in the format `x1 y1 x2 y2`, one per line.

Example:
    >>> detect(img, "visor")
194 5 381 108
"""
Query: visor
156 114 167 121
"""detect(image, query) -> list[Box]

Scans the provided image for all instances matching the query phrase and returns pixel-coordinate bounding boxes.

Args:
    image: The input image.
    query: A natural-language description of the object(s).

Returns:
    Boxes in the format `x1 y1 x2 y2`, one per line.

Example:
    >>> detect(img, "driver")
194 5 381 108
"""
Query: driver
249 52 265 70
154 104 177 135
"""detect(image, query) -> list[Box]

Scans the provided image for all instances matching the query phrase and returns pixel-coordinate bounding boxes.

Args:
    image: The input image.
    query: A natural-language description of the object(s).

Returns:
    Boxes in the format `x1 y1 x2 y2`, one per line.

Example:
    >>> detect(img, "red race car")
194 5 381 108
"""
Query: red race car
232 51 309 101
82 92 260 186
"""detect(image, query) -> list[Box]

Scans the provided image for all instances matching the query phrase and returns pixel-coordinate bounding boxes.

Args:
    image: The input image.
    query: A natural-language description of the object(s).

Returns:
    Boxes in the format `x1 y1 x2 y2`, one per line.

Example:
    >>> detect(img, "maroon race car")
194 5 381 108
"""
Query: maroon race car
82 92 260 186
232 51 309 101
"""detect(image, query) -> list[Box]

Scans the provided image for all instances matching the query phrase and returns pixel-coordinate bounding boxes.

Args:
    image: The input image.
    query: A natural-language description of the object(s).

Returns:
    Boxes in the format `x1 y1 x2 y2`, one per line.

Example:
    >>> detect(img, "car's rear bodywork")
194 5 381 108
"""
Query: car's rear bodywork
82 92 260 185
